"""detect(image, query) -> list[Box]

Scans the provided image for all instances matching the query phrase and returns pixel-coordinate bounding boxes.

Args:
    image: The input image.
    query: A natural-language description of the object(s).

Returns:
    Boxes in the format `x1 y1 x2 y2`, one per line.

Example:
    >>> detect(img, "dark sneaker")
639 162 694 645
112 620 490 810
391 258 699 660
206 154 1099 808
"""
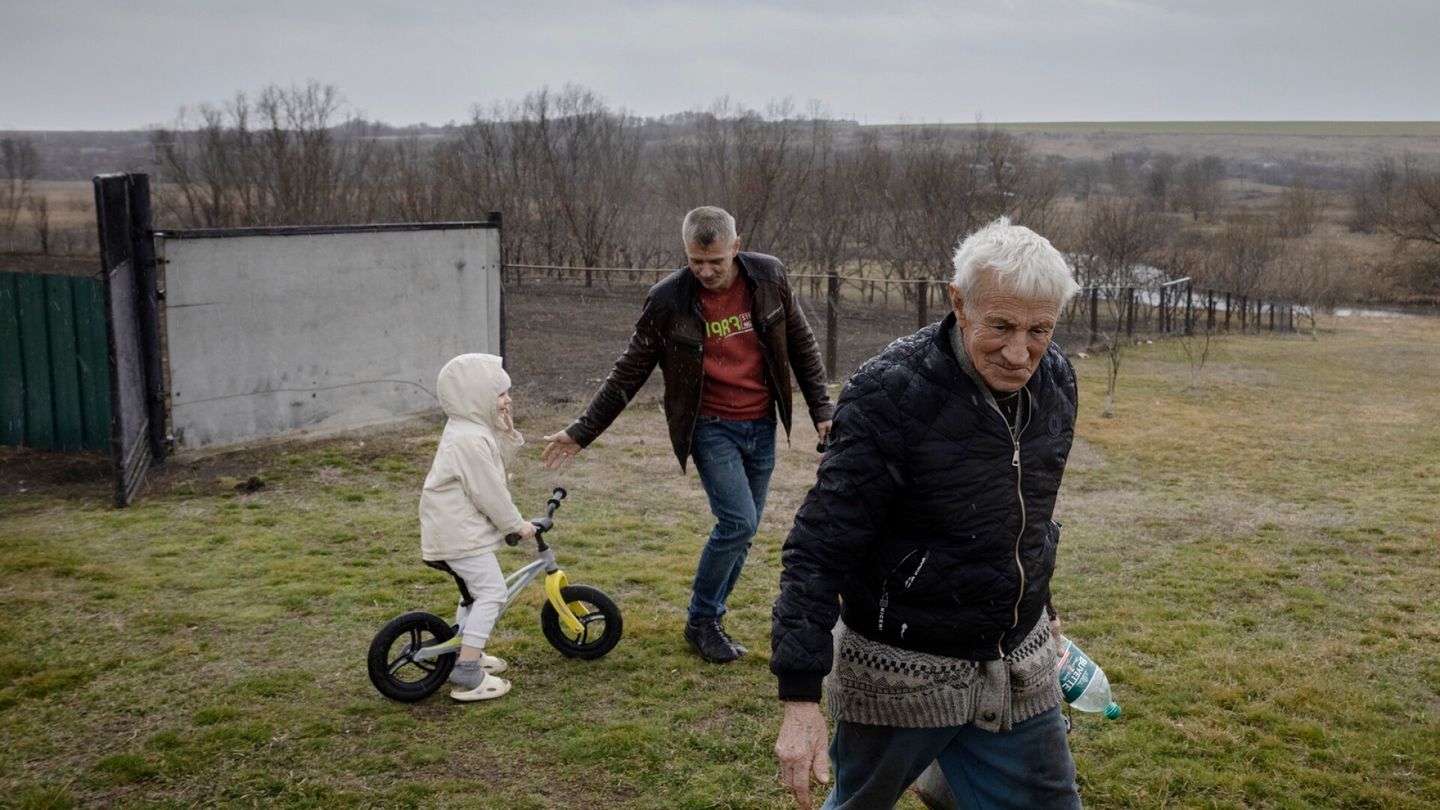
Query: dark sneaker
685 619 742 664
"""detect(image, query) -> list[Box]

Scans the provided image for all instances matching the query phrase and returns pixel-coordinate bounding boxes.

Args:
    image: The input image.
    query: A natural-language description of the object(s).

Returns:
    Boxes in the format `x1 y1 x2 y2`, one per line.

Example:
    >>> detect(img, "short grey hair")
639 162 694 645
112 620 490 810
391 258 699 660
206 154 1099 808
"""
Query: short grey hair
682 206 737 248
951 217 1078 312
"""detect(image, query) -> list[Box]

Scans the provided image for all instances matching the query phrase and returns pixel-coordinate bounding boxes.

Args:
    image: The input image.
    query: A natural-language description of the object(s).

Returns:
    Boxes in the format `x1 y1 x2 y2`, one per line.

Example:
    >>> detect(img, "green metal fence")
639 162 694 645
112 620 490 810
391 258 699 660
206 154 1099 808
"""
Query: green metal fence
0 270 111 451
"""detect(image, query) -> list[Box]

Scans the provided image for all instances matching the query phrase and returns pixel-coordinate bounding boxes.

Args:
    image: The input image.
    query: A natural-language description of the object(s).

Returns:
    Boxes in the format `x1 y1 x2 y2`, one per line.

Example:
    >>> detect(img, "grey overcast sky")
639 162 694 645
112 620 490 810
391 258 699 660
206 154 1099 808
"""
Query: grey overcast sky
3 0 1437 130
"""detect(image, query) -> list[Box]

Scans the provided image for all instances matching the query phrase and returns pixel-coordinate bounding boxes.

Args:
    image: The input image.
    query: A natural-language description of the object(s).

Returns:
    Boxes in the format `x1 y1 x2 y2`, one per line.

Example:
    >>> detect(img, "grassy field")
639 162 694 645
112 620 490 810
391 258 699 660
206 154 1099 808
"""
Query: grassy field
2 314 1438 808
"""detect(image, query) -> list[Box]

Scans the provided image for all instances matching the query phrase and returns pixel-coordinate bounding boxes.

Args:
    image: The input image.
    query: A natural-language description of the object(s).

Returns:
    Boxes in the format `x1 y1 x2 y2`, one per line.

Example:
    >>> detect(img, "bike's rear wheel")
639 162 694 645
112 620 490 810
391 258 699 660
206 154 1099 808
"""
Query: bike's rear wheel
540 584 623 660
367 611 456 702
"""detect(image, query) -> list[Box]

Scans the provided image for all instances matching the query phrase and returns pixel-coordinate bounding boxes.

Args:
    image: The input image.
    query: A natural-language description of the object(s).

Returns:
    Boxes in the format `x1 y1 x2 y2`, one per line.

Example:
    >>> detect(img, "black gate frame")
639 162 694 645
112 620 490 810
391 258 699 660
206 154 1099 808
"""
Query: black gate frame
94 173 166 506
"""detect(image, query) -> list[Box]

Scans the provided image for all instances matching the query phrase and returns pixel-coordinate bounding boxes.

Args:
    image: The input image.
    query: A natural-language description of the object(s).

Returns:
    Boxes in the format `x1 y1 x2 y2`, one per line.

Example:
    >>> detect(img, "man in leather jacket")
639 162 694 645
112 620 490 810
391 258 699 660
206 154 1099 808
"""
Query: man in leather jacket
772 218 1084 809
542 206 833 664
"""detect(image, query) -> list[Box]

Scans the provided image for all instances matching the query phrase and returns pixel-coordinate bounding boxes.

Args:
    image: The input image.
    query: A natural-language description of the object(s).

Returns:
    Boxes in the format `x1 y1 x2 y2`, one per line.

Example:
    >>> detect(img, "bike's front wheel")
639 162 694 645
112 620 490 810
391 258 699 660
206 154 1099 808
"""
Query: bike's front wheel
540 584 623 660
367 611 456 702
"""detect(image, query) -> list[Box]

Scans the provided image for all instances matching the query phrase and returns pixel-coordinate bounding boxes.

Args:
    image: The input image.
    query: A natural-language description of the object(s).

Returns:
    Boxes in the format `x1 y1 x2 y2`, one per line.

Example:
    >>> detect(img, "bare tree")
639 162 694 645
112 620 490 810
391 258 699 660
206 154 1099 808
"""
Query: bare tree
1176 156 1224 221
454 86 645 278
1106 153 1135 196
791 114 858 276
1385 158 1440 250
1066 159 1103 201
1276 181 1325 238
1175 325 1215 389
152 82 379 228
1144 152 1178 211
660 98 818 252
454 100 552 265
540 87 645 276
2 136 40 251
972 126 1062 232
885 125 982 285
1345 156 1440 294
370 136 465 223
1211 215 1280 301
850 122 1061 324
1349 157 1400 234
844 131 897 295
1070 196 1167 287
150 105 228 226
613 200 676 270
1065 196 1168 418
1272 240 1353 339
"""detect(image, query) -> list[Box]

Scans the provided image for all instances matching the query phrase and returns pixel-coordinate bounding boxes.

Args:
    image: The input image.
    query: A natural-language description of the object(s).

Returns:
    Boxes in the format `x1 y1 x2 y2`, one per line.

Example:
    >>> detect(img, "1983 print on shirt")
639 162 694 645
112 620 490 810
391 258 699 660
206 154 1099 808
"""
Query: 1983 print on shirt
707 309 754 338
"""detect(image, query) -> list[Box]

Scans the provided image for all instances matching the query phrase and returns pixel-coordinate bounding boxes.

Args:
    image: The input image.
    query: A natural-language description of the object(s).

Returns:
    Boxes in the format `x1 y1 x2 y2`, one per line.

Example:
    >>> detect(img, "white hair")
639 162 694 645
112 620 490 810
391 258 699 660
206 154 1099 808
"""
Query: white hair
682 206 737 247
950 217 1078 311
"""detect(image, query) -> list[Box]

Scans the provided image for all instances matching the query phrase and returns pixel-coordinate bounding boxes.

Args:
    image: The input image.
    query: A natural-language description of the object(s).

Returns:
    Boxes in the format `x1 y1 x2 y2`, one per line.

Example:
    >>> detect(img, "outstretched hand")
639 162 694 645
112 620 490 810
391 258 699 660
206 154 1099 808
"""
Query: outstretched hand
541 429 582 470
776 701 831 809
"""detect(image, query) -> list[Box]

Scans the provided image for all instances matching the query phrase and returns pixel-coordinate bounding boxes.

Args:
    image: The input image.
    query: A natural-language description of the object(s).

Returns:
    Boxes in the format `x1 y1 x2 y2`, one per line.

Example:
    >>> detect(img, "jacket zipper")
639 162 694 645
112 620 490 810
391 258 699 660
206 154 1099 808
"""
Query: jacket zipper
980 389 1028 658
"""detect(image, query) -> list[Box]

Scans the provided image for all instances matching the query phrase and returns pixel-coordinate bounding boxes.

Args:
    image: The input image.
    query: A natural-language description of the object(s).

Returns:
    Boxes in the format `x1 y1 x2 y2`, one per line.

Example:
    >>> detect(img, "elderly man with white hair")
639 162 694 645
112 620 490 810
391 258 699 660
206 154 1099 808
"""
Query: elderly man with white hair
771 218 1084 809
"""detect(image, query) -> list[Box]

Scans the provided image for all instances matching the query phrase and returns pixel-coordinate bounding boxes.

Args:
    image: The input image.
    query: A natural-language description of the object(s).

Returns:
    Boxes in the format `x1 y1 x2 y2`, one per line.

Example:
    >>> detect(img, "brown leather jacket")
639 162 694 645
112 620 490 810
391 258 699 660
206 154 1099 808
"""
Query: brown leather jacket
565 252 834 469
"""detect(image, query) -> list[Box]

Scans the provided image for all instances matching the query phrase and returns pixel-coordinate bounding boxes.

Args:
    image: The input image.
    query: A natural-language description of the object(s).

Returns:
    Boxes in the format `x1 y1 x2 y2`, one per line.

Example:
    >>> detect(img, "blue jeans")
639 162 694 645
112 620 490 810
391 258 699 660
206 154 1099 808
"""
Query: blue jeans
687 416 776 622
821 707 1081 810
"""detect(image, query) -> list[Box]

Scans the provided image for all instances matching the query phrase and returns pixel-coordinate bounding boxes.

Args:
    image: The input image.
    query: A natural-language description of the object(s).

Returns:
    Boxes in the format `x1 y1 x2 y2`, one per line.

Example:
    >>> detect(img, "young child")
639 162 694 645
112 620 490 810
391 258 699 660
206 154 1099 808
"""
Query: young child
419 353 535 702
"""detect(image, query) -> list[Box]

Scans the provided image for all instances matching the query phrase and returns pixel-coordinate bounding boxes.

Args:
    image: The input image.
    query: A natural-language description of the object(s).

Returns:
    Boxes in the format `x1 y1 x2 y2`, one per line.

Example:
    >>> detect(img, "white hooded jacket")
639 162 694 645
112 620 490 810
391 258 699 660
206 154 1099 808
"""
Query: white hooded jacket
420 354 527 561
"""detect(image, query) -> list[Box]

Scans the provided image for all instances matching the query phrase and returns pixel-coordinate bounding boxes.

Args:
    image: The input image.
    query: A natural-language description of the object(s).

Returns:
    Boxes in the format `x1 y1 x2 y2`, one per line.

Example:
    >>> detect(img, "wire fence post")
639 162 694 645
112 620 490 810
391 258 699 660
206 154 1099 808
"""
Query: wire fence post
1089 287 1099 345
917 279 929 329
1185 281 1194 336
1126 287 1135 337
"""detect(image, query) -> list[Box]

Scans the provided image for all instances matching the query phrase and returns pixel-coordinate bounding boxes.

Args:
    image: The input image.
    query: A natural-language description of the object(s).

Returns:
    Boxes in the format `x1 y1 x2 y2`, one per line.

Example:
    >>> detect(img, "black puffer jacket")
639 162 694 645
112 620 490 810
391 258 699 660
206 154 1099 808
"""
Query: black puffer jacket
771 313 1078 701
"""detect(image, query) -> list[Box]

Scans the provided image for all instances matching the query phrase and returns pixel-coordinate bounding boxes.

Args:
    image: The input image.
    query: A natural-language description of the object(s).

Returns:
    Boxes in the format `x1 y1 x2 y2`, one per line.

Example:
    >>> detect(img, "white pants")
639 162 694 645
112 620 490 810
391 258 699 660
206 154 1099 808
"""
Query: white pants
445 552 507 649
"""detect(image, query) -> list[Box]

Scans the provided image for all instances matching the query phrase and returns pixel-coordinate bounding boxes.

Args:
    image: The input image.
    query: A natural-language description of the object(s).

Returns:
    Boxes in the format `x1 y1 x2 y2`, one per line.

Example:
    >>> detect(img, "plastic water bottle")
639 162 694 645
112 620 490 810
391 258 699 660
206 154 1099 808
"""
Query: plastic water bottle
1057 636 1121 719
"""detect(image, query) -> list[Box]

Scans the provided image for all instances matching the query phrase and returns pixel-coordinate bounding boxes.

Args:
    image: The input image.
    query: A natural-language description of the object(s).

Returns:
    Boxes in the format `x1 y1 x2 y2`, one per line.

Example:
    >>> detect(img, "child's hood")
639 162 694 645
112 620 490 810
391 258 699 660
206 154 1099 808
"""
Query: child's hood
435 353 509 429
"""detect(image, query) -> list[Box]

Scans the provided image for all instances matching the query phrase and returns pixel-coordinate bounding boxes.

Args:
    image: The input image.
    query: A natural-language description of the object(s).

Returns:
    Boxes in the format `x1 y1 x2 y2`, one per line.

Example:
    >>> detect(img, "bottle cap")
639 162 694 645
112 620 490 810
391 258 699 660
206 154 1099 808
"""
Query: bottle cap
1104 702 1122 720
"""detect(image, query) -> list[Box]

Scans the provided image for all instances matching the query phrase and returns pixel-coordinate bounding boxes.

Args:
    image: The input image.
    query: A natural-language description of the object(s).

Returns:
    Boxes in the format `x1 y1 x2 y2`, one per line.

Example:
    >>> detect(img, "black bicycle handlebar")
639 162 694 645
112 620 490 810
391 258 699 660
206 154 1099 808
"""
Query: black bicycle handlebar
504 488 569 547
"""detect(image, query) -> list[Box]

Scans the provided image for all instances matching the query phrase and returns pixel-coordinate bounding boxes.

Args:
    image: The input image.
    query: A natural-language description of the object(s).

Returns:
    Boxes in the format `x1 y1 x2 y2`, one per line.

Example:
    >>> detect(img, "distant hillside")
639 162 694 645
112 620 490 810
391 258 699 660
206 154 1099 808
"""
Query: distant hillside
8 121 1439 182
1 125 458 180
0 130 158 181
864 121 1440 178
945 121 1440 136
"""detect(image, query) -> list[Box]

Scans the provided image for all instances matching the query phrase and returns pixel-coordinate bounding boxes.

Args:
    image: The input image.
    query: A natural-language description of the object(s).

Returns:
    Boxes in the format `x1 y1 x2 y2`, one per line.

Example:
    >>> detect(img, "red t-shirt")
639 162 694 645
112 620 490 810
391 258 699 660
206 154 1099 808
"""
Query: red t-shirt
698 281 772 419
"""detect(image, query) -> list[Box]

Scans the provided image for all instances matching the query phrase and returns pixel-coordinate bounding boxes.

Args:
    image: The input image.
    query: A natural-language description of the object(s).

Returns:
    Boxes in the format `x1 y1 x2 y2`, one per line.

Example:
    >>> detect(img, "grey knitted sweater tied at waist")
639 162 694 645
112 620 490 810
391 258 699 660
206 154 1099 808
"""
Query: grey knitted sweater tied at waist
826 614 1061 733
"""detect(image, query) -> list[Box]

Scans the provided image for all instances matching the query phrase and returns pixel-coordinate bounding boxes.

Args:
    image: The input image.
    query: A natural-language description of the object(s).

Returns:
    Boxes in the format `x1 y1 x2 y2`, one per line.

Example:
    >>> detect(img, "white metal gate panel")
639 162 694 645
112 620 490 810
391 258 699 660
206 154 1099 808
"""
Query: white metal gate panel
159 222 502 449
